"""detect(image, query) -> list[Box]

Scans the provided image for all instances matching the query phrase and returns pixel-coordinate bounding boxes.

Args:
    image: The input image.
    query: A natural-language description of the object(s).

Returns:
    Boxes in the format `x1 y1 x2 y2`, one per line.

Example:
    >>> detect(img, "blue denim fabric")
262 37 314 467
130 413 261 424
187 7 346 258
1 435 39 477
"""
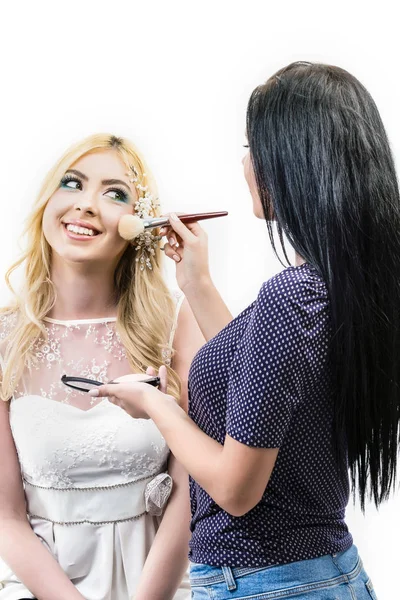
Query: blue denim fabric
190 545 377 599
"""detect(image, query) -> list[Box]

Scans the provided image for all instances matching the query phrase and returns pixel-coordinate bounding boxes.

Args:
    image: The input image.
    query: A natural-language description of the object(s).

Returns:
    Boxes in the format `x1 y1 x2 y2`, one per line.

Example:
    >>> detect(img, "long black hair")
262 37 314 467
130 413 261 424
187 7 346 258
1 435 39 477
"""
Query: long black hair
246 62 400 508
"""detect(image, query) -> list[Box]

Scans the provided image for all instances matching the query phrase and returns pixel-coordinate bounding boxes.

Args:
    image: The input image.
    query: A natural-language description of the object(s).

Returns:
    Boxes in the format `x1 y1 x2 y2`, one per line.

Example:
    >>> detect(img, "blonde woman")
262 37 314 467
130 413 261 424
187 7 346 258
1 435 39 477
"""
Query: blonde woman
0 134 203 600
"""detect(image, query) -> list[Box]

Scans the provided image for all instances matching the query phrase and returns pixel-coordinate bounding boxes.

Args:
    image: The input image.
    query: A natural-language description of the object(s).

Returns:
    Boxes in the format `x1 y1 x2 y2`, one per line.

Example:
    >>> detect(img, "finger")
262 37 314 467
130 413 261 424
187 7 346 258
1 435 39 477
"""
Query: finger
164 242 183 257
159 227 182 249
159 224 172 237
159 365 168 393
88 384 116 398
171 217 206 239
146 366 157 376
167 214 200 244
168 234 178 248
163 243 183 263
160 213 204 237
159 212 185 237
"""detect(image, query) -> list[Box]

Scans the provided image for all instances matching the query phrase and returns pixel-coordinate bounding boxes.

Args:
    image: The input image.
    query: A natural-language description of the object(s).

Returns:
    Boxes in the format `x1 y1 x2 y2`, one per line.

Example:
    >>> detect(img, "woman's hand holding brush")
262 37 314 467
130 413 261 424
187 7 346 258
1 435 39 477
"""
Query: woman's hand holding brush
160 214 233 341
160 213 211 294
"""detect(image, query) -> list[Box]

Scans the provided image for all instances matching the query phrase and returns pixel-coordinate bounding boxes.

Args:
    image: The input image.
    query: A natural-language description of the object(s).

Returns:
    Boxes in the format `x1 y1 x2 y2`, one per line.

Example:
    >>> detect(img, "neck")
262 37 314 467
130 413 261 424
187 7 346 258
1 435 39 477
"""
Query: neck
295 252 306 267
48 259 117 321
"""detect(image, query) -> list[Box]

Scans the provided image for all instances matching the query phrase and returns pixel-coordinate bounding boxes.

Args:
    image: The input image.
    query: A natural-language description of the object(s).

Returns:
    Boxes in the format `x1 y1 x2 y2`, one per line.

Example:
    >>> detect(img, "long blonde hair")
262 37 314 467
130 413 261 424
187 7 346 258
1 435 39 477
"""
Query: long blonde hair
0 134 180 401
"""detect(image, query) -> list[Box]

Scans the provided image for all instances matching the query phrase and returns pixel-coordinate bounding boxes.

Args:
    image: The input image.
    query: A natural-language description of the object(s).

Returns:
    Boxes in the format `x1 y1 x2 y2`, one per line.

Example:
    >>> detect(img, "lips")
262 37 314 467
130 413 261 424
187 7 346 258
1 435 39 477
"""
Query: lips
62 219 102 237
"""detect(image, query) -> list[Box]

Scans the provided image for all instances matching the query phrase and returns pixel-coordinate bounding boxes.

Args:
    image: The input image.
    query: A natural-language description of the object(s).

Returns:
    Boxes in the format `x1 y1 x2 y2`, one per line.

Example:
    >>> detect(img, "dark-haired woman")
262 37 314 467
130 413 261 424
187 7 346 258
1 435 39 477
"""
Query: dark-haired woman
90 62 399 599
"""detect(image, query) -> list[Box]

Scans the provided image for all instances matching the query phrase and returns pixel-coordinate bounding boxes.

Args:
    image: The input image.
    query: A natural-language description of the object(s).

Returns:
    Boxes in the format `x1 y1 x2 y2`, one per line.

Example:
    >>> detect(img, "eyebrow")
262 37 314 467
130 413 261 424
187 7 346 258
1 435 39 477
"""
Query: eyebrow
64 171 131 193
101 179 131 193
65 169 88 181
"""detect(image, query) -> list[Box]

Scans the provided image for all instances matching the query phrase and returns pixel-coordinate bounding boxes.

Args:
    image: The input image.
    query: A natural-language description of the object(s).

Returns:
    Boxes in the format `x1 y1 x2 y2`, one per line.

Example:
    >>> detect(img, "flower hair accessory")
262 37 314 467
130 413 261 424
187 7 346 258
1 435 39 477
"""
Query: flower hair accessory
128 165 161 271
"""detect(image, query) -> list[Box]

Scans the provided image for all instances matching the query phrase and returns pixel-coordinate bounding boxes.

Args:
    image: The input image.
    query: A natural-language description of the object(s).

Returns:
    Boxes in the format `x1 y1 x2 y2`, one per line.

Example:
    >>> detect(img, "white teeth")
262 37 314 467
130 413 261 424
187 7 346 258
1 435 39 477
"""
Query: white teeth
66 224 96 236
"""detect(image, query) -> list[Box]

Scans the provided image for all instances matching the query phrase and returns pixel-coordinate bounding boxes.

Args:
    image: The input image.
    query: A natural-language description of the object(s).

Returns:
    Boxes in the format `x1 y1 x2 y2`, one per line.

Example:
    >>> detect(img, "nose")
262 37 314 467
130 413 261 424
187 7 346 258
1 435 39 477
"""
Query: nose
73 194 97 216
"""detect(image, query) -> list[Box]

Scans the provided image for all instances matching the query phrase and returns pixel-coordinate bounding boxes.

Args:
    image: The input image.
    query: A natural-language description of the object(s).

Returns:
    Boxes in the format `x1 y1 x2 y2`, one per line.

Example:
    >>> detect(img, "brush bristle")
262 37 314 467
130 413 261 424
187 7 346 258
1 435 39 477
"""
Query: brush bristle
118 214 144 240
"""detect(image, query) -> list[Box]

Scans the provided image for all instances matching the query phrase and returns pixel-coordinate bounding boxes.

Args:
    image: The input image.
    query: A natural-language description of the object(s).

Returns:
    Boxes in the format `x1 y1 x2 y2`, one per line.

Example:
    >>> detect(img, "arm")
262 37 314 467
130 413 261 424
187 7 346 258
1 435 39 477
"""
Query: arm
91 282 303 517
91 385 278 518
142 279 303 516
0 399 86 600
133 455 190 600
133 300 205 600
144 397 278 518
179 278 233 343
161 216 233 341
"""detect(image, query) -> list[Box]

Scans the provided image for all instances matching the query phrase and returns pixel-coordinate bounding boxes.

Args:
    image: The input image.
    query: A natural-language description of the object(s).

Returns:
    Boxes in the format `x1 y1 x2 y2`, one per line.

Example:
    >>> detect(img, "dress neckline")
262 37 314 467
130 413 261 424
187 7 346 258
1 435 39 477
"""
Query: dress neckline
43 317 117 326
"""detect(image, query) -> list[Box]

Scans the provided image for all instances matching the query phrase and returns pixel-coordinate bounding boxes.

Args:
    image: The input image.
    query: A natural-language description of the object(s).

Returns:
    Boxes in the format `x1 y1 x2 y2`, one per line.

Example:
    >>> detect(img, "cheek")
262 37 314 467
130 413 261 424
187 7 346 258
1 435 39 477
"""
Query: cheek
248 168 258 198
42 191 69 225
243 156 258 195
243 156 251 186
244 157 264 217
100 205 133 258
42 199 59 242
101 202 133 235
253 199 265 219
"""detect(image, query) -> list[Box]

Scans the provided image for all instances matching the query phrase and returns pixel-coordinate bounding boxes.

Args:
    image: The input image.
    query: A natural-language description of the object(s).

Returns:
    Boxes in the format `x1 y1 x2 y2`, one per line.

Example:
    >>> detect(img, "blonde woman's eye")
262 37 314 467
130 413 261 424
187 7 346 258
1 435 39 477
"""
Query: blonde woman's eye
60 176 82 190
105 188 129 203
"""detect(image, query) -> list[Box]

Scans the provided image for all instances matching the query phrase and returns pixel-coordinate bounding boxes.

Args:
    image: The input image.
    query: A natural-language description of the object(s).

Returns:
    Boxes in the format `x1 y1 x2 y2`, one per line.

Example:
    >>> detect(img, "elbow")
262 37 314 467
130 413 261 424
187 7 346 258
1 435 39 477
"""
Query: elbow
215 489 264 518
221 500 259 518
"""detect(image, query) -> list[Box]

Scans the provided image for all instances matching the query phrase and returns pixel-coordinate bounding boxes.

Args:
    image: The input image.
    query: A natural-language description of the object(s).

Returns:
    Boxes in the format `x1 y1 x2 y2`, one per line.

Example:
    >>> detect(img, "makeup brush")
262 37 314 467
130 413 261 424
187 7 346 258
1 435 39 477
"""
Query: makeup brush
118 211 228 241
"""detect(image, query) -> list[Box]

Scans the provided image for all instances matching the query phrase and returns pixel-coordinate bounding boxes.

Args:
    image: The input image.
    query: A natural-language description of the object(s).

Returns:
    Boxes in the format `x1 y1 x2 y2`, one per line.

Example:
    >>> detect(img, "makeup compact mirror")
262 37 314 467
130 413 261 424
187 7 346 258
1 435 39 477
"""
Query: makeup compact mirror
61 374 160 393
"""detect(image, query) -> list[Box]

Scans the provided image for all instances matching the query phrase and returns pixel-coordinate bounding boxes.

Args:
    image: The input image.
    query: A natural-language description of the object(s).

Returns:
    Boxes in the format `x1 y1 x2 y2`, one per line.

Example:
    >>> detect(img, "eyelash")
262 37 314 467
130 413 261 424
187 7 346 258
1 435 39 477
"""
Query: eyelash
106 188 129 203
243 144 249 149
60 175 82 190
60 177 129 203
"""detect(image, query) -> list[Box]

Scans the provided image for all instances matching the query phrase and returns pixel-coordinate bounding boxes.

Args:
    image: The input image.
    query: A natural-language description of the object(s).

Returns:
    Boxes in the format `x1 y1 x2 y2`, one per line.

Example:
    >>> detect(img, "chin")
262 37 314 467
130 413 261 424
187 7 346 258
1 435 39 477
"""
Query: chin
253 208 265 220
53 247 99 265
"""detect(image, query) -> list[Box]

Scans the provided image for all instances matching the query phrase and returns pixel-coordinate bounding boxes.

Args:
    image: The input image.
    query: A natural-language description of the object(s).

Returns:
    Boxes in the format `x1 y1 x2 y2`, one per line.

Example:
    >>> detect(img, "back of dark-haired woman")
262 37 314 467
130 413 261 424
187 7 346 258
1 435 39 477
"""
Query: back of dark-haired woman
89 62 399 599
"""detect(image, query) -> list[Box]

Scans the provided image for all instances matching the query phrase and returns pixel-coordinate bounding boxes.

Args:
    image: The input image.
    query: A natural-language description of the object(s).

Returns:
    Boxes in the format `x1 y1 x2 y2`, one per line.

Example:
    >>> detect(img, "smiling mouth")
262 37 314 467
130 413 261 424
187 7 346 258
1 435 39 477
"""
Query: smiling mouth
64 224 101 237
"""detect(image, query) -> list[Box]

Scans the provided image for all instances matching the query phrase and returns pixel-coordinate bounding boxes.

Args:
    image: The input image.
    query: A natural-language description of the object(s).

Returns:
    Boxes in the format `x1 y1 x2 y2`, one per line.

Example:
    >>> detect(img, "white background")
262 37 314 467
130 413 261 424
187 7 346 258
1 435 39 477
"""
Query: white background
1 1 399 597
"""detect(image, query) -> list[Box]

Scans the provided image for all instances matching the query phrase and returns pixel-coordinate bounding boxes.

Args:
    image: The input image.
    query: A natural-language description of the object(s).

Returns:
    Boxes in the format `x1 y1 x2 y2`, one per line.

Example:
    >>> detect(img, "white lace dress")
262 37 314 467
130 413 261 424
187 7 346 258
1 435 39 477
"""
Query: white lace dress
0 301 190 600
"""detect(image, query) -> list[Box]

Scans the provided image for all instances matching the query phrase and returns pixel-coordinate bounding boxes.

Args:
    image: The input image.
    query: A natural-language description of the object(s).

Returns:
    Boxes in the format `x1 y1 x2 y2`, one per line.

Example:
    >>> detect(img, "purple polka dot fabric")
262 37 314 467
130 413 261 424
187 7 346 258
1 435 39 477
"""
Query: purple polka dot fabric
188 264 353 567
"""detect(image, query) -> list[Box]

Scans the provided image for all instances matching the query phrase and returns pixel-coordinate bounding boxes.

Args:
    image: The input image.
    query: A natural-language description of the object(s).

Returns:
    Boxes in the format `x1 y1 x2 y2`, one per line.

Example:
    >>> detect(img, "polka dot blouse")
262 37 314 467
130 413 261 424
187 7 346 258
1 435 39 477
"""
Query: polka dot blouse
188 263 353 567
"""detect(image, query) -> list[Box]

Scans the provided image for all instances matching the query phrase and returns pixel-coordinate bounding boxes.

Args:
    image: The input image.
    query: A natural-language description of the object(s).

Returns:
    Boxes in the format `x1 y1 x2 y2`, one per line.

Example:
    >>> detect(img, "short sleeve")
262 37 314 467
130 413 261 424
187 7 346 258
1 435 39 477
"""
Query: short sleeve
226 269 327 448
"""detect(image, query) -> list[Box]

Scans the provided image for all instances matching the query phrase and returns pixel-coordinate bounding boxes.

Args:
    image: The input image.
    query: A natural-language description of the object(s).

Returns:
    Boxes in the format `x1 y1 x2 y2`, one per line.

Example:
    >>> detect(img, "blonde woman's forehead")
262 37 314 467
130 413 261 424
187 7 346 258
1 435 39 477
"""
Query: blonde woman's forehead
68 149 130 181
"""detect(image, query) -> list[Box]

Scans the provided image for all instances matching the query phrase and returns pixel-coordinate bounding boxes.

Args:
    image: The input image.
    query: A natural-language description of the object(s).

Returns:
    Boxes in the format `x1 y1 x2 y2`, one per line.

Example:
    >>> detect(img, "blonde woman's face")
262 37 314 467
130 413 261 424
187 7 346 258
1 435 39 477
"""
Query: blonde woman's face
42 150 138 268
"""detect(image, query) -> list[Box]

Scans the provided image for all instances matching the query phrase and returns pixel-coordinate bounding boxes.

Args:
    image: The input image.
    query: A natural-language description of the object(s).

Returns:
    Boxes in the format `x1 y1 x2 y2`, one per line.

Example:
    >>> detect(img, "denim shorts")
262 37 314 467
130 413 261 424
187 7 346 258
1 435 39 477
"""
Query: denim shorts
189 545 377 599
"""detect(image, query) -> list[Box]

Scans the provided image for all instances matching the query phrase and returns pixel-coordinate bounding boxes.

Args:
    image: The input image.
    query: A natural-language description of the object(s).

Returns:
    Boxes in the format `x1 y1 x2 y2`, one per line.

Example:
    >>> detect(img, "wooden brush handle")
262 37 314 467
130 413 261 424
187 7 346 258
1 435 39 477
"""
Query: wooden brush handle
177 211 228 224
143 211 228 230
